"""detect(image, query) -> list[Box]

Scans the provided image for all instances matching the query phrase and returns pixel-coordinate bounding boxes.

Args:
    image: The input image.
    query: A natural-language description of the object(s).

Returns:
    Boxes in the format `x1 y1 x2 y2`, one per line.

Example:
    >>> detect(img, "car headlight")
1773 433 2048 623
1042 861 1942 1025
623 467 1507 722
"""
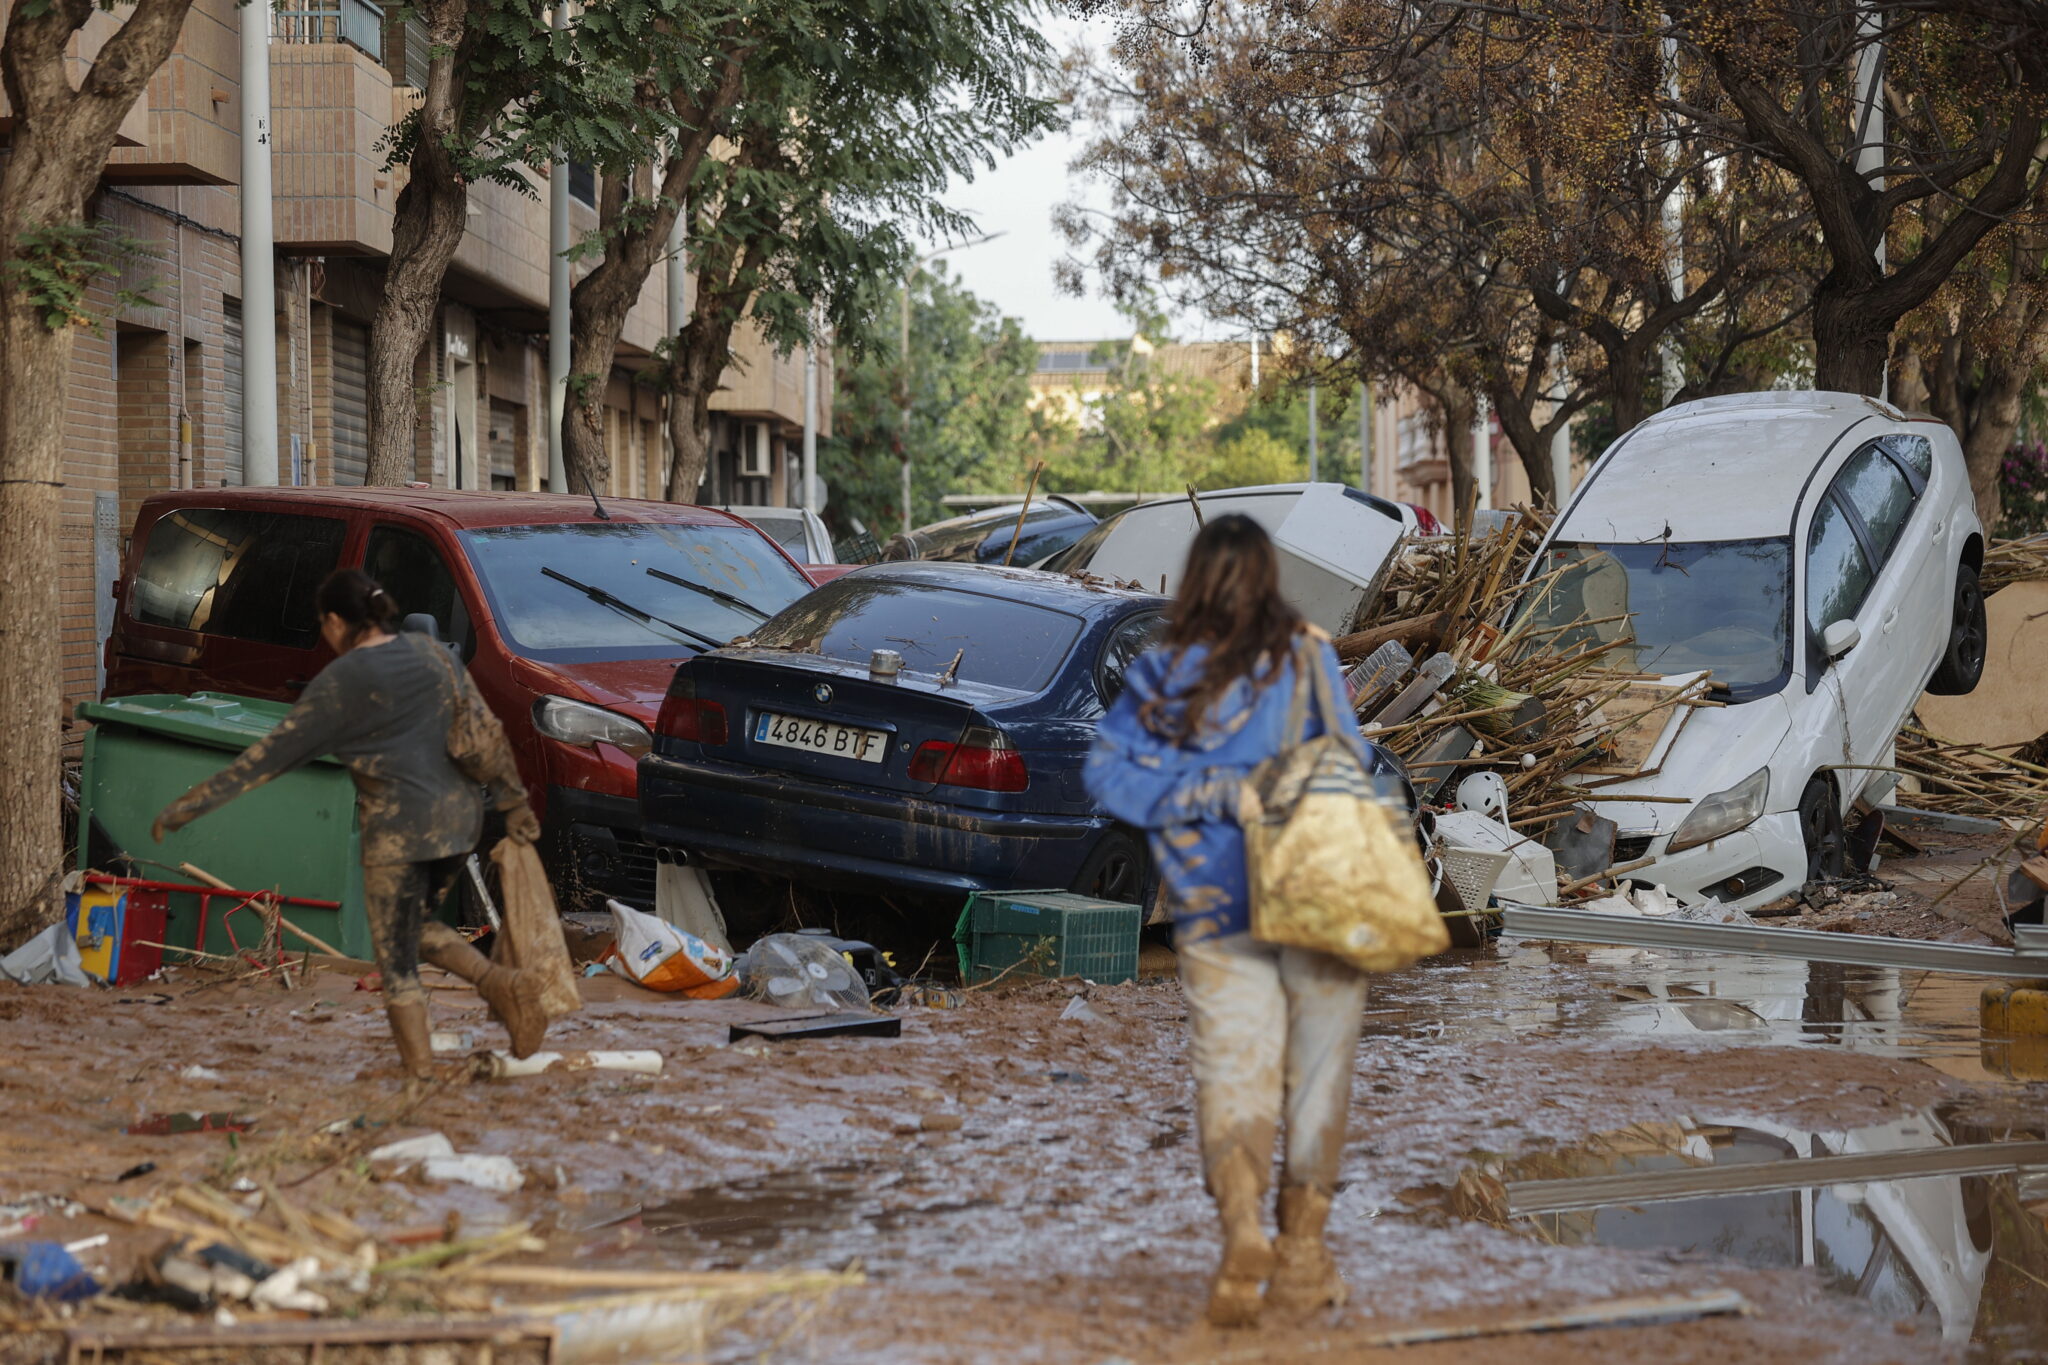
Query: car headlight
532 696 652 758
1666 768 1769 853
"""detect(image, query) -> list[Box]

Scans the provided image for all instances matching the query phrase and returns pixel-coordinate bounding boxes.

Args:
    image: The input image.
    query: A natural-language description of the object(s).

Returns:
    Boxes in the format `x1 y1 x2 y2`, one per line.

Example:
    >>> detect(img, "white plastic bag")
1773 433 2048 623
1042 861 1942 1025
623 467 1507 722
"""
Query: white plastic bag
602 900 737 998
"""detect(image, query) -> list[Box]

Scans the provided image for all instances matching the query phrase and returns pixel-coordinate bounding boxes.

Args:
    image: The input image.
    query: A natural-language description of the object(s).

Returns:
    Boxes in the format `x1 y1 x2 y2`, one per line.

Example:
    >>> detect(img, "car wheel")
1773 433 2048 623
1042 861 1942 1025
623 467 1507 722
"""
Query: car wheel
1072 829 1153 906
1926 562 1987 695
1798 777 1845 884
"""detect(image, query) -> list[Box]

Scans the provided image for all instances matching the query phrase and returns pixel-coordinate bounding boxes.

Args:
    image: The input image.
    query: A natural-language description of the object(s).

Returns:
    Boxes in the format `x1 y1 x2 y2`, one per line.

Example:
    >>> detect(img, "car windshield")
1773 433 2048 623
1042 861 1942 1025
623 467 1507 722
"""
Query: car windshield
461 522 812 661
1515 538 1793 697
746 576 1085 693
918 504 1072 562
729 512 810 563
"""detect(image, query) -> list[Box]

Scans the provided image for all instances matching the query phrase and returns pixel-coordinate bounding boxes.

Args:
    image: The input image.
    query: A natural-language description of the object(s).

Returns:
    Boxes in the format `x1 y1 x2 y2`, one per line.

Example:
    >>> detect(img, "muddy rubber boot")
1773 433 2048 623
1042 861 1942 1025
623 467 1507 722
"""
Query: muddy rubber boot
385 997 436 1083
1266 1184 1346 1315
418 930 550 1059
1205 1145 1276 1328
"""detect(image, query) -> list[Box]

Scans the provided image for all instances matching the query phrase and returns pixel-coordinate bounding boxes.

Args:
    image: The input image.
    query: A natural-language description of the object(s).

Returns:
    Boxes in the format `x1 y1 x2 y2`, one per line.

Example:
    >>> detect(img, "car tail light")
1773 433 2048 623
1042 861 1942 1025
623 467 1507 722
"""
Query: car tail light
655 674 728 745
1407 503 1444 536
908 725 1028 792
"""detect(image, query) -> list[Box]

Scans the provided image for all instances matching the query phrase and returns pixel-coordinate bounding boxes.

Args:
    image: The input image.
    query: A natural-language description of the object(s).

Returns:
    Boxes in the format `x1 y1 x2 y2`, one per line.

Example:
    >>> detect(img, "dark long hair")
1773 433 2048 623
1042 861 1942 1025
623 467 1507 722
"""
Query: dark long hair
1144 514 1303 741
315 568 399 647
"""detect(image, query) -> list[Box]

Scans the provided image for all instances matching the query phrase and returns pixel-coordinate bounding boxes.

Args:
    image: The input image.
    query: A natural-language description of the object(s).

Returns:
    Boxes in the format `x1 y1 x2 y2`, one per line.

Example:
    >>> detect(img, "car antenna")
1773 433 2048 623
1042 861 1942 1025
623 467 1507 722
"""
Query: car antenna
580 466 612 521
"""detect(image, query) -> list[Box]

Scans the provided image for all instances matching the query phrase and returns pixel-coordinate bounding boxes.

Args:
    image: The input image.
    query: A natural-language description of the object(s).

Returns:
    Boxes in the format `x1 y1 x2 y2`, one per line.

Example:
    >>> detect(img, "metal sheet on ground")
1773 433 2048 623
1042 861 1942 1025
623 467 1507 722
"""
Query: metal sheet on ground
1500 902 2045 976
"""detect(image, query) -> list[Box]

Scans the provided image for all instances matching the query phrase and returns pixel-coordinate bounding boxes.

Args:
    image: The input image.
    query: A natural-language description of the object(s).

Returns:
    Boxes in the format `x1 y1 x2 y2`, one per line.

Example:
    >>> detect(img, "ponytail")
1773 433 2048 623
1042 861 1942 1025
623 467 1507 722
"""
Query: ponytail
315 568 400 645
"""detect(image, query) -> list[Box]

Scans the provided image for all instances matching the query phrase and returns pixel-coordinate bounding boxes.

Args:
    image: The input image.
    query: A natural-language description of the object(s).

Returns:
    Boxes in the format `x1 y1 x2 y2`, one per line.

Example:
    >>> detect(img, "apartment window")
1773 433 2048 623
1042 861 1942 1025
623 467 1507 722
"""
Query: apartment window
568 162 596 208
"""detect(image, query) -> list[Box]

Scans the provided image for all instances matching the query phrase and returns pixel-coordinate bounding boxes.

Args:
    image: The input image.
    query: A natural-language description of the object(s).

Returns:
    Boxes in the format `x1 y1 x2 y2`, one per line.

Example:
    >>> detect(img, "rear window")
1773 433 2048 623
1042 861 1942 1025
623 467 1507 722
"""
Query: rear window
461 521 813 661
748 576 1085 693
129 508 347 649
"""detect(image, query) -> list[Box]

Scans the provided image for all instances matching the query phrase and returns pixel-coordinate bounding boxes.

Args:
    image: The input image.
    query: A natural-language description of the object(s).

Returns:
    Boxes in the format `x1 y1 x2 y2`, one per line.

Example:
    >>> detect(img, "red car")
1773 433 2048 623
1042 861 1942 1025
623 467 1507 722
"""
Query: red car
104 488 819 907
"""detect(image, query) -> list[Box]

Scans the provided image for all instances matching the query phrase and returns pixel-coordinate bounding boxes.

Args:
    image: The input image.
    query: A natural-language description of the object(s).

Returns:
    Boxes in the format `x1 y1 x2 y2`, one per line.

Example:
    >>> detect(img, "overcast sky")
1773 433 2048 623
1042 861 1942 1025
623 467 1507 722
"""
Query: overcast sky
920 9 1197 344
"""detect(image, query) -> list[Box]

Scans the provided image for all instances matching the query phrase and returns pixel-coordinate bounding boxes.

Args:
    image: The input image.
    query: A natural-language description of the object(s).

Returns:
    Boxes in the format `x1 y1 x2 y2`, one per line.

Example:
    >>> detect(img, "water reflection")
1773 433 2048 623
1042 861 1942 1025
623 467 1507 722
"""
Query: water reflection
1370 946 2021 1083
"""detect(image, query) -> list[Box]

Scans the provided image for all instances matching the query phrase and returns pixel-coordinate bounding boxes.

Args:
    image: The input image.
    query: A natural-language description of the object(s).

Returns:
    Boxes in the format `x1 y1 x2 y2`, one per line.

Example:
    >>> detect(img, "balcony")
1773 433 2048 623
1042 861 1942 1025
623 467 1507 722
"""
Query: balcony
270 4 401 255
276 0 385 59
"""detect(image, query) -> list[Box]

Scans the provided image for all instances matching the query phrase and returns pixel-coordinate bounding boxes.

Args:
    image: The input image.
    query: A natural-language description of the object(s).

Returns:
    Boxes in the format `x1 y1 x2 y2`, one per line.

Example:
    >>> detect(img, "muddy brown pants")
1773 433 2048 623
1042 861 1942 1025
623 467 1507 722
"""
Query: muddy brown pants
1178 932 1370 1192
362 856 467 1009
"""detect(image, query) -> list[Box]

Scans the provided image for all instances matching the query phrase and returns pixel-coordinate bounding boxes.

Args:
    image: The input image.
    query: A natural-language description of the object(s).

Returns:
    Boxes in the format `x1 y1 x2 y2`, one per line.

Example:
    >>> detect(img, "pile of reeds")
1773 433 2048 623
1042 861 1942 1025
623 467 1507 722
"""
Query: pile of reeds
1338 512 1721 843
1895 725 2048 823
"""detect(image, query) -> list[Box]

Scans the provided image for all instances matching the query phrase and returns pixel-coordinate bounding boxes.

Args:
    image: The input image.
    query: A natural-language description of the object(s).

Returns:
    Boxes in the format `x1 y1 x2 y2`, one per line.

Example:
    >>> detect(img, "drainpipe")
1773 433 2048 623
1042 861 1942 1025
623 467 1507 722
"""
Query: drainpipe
1473 394 1493 512
665 188 686 496
1307 378 1319 482
546 0 571 494
1359 381 1373 493
239 0 278 486
802 312 819 514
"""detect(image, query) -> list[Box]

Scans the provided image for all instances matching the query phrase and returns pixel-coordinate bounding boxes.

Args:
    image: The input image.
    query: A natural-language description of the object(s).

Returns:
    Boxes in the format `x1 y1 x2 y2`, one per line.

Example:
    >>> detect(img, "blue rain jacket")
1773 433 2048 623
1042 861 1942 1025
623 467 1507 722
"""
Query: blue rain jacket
1084 637 1361 943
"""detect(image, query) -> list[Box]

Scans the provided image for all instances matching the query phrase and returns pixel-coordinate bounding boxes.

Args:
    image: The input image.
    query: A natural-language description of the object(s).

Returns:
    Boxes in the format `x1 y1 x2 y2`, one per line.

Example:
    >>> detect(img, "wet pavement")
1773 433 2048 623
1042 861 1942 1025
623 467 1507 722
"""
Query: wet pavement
0 933 2042 1363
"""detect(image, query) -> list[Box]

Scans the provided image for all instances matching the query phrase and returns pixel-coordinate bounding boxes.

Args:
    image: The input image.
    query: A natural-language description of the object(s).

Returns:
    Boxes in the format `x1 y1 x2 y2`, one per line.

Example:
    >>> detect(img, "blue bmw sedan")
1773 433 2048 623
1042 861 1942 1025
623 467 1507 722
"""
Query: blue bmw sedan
638 561 1410 907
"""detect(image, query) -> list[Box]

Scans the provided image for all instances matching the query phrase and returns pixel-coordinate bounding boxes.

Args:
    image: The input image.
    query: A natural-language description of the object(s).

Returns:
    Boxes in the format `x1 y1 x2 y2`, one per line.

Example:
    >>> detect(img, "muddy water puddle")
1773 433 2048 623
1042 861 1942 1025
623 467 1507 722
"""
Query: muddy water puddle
1405 1109 2048 1358
1369 943 2020 1084
571 1162 996 1272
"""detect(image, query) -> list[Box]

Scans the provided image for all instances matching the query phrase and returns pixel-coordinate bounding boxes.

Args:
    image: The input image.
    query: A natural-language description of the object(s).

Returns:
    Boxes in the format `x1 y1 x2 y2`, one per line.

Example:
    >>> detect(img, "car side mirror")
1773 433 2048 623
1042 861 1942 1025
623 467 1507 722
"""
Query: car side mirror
1823 619 1861 661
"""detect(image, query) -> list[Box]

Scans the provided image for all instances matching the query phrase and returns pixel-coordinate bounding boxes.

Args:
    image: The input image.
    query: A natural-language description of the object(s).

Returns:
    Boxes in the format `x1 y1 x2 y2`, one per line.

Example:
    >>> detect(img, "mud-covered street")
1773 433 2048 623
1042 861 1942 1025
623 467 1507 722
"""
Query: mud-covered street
4 847 2044 1365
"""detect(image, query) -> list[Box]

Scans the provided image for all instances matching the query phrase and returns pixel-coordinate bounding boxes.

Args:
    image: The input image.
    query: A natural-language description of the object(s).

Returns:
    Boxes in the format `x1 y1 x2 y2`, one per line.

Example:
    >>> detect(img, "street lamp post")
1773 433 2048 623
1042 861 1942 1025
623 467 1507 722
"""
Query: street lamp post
900 232 1004 533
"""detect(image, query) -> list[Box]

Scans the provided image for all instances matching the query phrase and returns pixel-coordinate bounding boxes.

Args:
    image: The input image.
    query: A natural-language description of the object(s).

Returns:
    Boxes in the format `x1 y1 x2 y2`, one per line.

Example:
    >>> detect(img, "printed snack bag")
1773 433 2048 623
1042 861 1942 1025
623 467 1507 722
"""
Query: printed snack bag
602 899 739 999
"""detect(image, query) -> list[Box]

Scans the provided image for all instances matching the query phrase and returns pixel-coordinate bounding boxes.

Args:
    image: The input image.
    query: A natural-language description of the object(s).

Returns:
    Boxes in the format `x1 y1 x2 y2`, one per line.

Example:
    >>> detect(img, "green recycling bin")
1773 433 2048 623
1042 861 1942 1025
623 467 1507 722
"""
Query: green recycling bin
74 692 422 962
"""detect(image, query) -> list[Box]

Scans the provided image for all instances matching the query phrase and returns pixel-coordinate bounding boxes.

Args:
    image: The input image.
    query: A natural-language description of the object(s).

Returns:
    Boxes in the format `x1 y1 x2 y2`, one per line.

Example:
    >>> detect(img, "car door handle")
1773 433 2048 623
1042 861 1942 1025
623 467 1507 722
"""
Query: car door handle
1930 517 1945 542
1882 608 1898 634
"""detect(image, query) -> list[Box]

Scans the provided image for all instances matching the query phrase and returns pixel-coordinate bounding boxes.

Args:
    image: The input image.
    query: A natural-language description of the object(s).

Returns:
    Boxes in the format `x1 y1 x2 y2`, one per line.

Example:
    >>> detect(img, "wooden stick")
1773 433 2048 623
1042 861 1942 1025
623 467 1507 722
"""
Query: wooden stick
1557 855 1660 897
1000 462 1046 568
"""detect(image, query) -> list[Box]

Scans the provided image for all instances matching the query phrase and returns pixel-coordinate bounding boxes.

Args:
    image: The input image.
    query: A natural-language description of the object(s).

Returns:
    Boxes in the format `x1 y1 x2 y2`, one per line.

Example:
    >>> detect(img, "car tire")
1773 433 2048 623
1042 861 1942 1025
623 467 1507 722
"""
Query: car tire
1926 562 1987 695
1798 777 1846 884
1072 828 1154 907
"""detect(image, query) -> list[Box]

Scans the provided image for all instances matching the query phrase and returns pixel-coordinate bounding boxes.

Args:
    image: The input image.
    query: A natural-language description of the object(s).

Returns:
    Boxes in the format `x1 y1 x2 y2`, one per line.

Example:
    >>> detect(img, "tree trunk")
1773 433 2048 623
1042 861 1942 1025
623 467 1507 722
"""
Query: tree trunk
1487 378 1556 507
0 290 73 945
1607 345 1651 435
1 0 197 942
364 4 473 486
1427 380 1477 530
663 330 723 501
1811 289 1894 396
564 165 693 497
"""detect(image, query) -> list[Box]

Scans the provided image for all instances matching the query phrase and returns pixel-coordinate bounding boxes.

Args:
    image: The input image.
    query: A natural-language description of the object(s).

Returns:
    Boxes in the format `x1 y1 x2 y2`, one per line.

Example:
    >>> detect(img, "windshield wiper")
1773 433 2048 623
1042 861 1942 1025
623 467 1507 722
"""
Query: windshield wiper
644 566 771 622
541 566 724 651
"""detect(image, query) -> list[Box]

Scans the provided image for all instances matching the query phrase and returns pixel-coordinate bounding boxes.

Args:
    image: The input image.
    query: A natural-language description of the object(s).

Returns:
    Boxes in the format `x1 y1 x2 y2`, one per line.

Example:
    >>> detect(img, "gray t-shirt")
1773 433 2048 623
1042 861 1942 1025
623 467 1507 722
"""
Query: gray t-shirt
165 634 523 866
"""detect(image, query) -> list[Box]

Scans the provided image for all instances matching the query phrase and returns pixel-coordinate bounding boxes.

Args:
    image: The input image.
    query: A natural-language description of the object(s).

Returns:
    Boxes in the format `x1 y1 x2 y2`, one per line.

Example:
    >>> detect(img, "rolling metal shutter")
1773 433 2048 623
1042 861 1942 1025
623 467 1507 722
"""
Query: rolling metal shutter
489 397 518 489
223 300 244 486
331 317 370 486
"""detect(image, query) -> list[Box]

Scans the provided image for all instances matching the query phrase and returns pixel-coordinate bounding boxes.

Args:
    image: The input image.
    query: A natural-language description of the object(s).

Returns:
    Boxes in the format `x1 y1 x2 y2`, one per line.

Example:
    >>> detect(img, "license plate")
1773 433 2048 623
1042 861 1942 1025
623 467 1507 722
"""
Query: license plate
753 711 889 763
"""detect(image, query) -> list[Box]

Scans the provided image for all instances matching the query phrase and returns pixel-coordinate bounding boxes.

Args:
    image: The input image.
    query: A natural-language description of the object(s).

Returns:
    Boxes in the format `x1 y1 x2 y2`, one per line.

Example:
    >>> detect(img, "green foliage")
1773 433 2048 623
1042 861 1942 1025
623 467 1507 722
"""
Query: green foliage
1191 427 1306 489
1999 442 2048 536
3 223 159 334
820 263 1038 533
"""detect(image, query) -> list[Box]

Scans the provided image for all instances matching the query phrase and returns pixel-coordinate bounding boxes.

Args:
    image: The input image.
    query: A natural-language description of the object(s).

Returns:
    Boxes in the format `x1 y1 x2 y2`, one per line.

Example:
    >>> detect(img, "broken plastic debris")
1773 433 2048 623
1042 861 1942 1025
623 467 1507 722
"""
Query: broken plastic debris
126 1112 253 1136
422 1155 524 1192
473 1050 663 1078
369 1132 523 1191
1058 996 1104 1024
368 1132 456 1164
179 1065 224 1082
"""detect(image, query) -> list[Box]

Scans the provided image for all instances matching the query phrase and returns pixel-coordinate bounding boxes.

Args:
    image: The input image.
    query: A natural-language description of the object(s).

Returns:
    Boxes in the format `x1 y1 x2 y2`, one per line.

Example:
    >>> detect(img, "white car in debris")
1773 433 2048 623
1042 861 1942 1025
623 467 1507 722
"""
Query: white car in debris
1519 392 1986 912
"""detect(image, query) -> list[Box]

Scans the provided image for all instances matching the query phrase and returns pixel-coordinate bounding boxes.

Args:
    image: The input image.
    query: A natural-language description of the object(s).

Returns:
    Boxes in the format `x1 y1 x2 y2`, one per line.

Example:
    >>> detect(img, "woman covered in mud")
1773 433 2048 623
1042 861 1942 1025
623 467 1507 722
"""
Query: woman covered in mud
151 569 550 1082
1085 514 1371 1328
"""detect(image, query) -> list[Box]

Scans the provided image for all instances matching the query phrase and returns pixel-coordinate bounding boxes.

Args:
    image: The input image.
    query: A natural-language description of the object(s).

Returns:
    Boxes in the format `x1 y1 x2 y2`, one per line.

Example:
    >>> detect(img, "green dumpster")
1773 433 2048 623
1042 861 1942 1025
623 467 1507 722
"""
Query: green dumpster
74 692 447 961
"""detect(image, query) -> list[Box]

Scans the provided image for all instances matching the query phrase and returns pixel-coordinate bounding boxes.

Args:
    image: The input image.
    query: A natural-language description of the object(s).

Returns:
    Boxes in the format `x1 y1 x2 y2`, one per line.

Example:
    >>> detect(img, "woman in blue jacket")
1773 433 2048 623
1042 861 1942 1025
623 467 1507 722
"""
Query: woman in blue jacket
1086 514 1371 1327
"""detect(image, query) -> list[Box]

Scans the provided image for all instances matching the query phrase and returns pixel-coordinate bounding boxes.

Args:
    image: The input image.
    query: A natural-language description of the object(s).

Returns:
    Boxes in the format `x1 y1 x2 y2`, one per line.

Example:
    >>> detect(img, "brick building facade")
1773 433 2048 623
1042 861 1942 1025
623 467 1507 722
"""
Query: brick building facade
10 0 829 714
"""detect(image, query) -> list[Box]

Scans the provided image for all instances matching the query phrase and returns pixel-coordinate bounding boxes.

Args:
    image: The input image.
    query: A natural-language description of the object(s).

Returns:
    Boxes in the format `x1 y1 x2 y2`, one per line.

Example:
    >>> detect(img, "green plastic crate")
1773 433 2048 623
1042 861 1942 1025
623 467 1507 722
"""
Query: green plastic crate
954 889 1141 985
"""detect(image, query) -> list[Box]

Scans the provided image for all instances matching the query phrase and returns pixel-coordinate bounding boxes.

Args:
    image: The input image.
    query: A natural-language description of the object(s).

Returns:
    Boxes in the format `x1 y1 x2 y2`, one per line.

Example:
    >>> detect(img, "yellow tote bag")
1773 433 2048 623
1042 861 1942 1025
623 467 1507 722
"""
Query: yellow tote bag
1243 637 1448 972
